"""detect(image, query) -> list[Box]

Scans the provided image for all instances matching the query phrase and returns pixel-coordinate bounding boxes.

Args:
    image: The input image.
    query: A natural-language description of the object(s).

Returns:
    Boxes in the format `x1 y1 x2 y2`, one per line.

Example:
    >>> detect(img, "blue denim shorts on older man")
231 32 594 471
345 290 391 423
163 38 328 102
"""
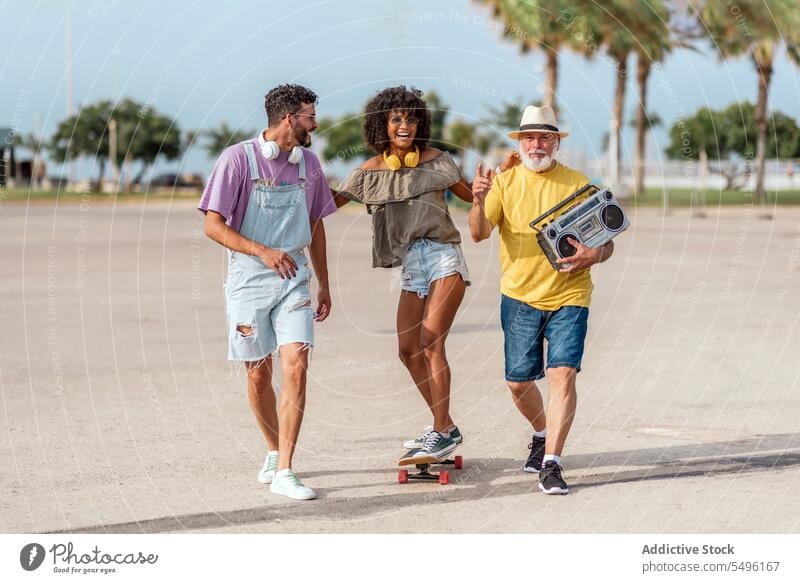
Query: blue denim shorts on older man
500 295 589 382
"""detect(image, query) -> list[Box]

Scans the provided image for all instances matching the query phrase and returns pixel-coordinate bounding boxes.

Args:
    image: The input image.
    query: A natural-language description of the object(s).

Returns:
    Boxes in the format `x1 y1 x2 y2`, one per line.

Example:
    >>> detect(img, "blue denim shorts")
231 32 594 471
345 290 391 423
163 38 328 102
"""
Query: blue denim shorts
400 238 470 297
224 252 314 361
500 295 589 382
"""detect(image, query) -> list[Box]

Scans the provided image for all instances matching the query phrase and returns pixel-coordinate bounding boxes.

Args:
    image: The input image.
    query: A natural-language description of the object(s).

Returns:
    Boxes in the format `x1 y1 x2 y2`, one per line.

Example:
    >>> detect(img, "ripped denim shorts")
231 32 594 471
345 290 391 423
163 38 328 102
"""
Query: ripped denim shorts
400 238 470 298
224 251 314 361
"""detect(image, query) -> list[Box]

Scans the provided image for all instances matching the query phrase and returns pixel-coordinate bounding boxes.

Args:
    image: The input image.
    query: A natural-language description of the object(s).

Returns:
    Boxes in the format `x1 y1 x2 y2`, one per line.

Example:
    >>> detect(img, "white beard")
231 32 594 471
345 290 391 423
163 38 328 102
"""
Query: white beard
519 144 557 172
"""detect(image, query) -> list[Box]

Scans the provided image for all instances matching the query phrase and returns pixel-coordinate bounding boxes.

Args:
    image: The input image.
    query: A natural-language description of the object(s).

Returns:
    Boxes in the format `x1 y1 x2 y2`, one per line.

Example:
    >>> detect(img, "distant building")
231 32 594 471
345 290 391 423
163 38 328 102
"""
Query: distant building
0 128 16 187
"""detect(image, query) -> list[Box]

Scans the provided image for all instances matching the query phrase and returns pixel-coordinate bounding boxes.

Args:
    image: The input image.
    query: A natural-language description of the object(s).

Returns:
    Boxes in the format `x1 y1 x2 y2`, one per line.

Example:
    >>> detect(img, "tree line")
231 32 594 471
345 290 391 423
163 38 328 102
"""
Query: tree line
478 0 800 205
11 0 799 199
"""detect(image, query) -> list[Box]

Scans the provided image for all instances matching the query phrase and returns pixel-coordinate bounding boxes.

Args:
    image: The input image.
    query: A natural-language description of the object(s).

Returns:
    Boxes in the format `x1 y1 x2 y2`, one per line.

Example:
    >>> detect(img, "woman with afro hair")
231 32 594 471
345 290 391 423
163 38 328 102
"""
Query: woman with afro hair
335 86 489 464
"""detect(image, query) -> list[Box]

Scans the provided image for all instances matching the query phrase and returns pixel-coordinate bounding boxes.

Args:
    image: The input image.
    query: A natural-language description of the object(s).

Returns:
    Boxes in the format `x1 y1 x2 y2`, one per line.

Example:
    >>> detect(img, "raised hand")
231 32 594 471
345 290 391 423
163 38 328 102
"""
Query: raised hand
471 162 494 203
500 151 521 172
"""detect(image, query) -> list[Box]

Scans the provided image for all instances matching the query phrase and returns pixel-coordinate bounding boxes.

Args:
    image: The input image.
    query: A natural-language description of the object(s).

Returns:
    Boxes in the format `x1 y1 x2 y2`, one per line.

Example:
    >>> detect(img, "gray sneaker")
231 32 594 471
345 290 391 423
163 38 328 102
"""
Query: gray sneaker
403 425 463 449
412 431 458 461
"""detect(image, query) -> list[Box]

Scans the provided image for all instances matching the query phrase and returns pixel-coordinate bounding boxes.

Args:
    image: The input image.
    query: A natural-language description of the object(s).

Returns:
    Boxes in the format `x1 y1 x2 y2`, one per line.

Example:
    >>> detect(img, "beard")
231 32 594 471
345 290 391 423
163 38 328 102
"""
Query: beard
519 144 557 172
294 126 311 148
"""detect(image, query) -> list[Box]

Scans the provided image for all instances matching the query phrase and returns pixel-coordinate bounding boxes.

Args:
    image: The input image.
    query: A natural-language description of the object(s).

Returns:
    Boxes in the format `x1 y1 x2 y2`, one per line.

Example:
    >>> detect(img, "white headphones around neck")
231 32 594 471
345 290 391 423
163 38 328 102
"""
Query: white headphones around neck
260 139 303 164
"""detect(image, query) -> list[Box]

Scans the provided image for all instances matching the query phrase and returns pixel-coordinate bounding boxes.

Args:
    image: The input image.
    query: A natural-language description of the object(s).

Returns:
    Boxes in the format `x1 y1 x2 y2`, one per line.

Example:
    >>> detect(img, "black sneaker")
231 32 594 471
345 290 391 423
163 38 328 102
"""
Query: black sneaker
538 461 569 495
523 435 546 473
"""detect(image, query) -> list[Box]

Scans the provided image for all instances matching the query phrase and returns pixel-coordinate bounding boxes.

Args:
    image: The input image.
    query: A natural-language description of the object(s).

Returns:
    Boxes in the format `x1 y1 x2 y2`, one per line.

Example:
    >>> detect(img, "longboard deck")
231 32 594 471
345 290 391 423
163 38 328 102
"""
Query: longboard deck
397 453 463 484
398 453 442 466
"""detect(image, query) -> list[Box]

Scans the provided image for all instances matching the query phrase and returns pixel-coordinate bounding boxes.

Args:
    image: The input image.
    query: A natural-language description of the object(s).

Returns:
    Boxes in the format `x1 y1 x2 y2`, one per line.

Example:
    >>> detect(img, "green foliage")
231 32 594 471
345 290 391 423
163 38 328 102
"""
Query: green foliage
628 112 663 130
126 106 182 182
49 98 182 186
446 120 475 151
666 107 717 160
485 101 527 131
474 132 497 156
694 0 800 201
50 100 114 164
725 103 800 159
667 103 800 161
696 0 800 65
635 187 800 207
317 114 367 162
425 91 458 155
201 122 253 157
479 0 588 54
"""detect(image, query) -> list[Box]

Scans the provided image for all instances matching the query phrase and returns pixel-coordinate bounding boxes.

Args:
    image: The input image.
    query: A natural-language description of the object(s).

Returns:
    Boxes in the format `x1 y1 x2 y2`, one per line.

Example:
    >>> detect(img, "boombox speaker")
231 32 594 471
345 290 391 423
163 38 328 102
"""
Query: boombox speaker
529 183 629 271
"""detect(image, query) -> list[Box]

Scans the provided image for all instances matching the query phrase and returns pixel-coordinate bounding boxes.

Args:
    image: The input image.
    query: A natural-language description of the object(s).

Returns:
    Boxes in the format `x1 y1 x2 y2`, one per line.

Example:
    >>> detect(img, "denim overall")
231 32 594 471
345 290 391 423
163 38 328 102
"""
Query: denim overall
224 142 314 360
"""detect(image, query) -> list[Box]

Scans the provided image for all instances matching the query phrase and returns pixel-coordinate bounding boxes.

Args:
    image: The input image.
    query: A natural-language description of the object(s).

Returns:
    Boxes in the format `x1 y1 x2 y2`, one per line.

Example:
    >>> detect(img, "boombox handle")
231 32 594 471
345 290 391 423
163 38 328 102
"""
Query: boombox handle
528 183 599 232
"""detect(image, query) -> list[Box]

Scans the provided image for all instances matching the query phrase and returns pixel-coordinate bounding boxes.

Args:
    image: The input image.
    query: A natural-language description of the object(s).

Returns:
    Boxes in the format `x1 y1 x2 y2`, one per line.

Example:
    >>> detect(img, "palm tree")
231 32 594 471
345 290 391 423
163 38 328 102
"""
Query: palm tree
697 0 800 212
630 1 672 196
477 0 587 115
576 1 640 185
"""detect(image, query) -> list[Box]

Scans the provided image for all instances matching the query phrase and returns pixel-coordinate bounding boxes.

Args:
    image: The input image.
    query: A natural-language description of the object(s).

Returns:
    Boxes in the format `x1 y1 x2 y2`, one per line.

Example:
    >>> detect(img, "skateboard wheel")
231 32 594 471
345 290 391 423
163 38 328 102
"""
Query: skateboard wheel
398 470 409 484
454 456 463 470
439 470 449 485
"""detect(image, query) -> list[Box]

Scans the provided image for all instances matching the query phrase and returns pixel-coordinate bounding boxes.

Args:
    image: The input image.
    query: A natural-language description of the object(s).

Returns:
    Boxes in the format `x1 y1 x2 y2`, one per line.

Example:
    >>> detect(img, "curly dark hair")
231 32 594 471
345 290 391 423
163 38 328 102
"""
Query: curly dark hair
264 84 318 126
363 86 432 154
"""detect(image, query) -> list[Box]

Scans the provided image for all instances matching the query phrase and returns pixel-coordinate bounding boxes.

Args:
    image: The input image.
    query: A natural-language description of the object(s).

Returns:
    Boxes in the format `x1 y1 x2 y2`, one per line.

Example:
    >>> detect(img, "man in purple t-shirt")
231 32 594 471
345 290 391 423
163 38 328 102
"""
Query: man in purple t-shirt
198 84 336 500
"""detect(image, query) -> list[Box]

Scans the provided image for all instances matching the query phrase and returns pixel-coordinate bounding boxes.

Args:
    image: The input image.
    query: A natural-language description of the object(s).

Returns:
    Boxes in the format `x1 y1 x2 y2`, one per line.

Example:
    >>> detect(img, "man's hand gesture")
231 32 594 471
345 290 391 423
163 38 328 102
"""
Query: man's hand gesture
472 163 494 204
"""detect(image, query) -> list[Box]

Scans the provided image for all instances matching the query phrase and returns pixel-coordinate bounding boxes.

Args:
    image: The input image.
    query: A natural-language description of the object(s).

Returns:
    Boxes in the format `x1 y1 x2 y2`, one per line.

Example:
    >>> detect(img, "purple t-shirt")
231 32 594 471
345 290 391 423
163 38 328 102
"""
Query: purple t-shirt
198 137 336 232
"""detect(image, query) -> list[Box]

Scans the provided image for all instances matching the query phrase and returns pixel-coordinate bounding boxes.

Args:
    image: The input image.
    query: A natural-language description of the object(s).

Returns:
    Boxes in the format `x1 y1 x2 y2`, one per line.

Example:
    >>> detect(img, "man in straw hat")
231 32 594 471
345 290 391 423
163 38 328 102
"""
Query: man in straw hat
468 105 615 495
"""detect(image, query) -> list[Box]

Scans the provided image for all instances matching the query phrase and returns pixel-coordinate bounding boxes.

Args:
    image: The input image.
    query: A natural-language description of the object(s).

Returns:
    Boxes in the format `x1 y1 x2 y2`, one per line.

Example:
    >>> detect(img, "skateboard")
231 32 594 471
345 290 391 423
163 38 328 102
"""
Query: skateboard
397 449 464 485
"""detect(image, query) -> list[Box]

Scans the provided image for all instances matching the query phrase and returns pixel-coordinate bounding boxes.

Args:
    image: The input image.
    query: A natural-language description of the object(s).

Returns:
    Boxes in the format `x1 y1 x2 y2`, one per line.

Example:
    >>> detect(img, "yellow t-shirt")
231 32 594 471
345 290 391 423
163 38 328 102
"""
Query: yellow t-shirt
484 162 593 311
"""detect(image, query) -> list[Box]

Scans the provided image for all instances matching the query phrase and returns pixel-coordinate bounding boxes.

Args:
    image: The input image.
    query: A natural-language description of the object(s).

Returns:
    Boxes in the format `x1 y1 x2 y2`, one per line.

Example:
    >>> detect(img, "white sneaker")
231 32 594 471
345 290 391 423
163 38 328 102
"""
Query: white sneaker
403 425 434 449
257 451 279 484
269 469 317 500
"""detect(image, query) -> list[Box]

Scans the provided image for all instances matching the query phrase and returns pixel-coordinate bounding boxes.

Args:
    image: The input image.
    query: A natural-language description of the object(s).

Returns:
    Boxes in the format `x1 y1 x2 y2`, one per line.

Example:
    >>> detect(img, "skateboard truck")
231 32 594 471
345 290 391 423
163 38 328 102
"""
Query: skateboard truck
398 456 463 485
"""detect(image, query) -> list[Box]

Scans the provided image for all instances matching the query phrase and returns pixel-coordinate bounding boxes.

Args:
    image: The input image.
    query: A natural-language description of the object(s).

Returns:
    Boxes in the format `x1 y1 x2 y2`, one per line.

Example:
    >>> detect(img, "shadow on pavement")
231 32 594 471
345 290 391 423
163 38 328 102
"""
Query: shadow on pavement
48 432 800 534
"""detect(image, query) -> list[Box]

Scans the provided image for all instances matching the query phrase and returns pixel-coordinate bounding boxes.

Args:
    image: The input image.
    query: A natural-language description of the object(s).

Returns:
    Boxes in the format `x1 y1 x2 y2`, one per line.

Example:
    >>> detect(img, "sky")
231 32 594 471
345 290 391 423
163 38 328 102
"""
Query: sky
1 0 799 181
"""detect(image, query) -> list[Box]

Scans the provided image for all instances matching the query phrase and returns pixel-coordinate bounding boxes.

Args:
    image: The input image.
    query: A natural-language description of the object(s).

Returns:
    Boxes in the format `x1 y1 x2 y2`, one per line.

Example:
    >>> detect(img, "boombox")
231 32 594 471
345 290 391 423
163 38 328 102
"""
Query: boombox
529 183 629 270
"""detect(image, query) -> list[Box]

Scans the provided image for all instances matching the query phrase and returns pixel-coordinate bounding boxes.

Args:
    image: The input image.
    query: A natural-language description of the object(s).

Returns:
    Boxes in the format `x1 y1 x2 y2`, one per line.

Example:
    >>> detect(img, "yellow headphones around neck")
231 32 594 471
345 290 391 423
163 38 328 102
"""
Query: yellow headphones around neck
383 146 420 171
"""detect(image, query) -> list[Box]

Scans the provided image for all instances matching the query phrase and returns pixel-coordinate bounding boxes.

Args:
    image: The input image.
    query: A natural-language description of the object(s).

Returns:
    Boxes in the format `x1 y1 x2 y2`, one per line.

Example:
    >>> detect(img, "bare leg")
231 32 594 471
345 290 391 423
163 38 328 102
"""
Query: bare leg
420 274 465 432
276 343 310 470
245 358 279 450
543 367 577 455
506 381 547 432
397 291 447 422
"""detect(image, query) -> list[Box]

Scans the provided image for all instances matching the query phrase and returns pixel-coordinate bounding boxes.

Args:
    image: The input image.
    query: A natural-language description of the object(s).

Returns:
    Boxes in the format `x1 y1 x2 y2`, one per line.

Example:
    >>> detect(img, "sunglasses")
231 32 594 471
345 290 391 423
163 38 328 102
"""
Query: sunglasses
389 115 419 126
